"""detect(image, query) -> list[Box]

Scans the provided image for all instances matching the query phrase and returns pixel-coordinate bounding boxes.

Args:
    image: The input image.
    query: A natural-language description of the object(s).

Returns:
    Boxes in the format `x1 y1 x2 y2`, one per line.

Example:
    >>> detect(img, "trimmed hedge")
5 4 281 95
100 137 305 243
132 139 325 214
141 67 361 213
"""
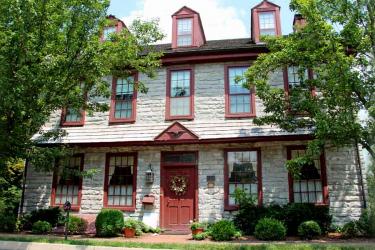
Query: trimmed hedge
32 221 52 234
210 220 237 241
24 207 64 230
68 216 87 234
95 209 124 237
298 220 321 239
254 218 286 241
234 203 331 235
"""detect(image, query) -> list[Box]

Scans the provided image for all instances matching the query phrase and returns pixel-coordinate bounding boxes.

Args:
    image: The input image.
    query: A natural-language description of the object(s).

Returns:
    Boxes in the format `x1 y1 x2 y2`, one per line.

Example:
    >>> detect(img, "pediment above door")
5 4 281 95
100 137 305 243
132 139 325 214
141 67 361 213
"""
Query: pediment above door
154 122 199 141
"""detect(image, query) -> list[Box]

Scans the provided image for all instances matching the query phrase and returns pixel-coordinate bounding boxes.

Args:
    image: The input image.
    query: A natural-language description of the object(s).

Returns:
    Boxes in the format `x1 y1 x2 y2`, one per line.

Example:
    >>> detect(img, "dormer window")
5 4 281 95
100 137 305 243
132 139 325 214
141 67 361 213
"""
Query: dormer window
251 1 281 43
103 26 117 41
177 18 193 46
259 12 276 36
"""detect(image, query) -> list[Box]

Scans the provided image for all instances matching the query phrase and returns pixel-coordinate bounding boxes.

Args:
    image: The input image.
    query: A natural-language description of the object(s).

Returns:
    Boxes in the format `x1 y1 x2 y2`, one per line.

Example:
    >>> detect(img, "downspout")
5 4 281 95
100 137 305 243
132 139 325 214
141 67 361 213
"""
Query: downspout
355 140 367 209
18 158 28 217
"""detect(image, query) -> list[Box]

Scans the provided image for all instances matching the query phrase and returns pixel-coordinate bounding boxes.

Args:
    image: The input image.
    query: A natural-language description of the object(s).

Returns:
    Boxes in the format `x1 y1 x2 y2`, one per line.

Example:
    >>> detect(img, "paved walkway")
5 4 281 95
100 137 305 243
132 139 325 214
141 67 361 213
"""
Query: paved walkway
0 240 170 250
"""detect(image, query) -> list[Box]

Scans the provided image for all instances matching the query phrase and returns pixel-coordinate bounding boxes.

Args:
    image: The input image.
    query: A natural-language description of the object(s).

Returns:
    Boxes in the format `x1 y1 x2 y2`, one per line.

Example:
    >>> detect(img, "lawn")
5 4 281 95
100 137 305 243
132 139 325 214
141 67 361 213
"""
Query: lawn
0 235 374 250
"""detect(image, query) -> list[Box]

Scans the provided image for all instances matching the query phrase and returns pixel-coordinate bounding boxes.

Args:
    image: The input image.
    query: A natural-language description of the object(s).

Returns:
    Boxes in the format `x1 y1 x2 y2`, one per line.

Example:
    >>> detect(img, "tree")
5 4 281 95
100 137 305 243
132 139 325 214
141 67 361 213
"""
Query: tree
0 0 164 171
245 0 375 172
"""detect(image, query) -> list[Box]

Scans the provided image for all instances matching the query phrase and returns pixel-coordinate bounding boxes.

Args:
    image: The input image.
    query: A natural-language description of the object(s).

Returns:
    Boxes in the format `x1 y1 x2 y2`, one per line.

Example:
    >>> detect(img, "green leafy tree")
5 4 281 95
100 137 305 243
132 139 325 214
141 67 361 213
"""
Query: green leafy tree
0 0 164 171
245 0 374 171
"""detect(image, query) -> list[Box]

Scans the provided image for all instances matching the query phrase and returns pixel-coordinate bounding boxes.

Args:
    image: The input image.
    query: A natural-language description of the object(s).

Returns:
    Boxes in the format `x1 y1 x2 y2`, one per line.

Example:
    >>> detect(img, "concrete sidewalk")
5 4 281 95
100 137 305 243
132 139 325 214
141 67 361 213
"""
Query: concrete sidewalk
0 241 171 250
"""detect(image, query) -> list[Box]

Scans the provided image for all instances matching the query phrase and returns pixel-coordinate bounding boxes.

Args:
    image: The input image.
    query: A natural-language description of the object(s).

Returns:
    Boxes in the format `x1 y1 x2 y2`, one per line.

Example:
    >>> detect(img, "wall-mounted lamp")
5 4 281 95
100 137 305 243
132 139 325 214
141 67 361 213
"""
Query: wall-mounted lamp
145 164 154 184
207 176 215 188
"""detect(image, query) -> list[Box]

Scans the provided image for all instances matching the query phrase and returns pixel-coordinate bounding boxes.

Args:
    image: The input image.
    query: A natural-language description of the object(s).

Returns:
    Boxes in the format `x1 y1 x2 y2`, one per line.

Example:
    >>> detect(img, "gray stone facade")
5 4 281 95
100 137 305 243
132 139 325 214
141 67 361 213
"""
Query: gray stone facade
23 142 366 226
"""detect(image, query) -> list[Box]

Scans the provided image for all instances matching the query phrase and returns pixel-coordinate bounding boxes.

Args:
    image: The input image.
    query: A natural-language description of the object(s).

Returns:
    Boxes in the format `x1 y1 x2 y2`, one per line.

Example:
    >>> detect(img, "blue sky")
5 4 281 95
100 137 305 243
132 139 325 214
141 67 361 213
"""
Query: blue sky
108 0 294 43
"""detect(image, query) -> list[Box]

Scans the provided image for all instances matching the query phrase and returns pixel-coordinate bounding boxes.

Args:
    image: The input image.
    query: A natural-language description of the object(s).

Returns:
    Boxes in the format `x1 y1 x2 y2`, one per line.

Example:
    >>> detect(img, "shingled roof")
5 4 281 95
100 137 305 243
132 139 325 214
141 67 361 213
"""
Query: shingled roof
149 38 267 56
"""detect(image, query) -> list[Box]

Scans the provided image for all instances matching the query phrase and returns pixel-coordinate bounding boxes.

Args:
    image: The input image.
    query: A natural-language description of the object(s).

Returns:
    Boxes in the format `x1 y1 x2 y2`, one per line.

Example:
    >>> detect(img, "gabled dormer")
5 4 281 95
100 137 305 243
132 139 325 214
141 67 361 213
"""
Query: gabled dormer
102 15 127 41
172 6 206 49
251 0 281 43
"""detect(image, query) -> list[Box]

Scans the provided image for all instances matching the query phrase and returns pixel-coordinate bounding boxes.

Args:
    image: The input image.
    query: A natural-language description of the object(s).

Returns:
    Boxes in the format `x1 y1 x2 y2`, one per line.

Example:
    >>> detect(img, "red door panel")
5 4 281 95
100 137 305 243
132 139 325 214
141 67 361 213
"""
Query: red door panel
162 166 196 231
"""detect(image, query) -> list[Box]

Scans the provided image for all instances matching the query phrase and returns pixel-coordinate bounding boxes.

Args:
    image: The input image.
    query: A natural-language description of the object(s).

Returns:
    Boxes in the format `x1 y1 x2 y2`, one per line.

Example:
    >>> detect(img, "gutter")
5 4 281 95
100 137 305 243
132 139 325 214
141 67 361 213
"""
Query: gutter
355 141 367 209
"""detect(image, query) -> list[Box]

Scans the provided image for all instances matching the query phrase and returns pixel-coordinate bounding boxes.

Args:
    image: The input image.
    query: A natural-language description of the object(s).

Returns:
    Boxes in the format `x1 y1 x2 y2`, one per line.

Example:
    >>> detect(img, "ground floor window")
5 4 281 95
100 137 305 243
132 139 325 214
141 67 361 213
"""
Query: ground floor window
51 154 84 210
104 153 137 211
224 149 262 210
287 146 328 204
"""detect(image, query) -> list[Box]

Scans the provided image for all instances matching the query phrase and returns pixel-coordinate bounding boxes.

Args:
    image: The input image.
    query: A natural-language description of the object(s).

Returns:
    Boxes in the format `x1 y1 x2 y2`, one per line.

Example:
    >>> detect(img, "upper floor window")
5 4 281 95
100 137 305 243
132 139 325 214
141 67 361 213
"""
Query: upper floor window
61 107 85 127
109 75 137 123
166 68 194 120
259 12 276 36
104 153 137 211
225 66 255 118
51 155 84 211
225 149 262 210
287 146 328 204
177 18 193 46
103 26 117 41
284 66 314 113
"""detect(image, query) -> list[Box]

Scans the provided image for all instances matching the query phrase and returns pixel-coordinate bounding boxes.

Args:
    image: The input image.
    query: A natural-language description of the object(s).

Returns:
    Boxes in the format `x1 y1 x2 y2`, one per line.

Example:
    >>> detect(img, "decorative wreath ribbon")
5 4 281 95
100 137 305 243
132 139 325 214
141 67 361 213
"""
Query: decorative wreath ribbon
169 175 188 196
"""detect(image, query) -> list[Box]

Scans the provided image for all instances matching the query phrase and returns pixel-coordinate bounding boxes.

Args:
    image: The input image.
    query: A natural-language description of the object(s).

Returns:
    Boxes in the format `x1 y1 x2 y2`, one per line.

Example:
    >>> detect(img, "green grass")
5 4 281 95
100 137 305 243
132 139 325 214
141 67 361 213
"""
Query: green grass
0 235 373 250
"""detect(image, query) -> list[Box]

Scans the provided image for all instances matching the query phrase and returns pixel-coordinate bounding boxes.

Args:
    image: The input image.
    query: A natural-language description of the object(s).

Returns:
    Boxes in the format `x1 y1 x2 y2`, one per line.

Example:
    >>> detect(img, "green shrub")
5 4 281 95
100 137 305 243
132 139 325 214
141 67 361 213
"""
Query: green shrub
95 209 124 237
0 213 17 232
190 221 204 230
31 221 52 234
254 218 286 241
298 220 322 239
233 197 331 236
342 221 360 238
24 207 64 230
210 220 237 241
234 231 242 239
68 216 87 235
192 232 208 240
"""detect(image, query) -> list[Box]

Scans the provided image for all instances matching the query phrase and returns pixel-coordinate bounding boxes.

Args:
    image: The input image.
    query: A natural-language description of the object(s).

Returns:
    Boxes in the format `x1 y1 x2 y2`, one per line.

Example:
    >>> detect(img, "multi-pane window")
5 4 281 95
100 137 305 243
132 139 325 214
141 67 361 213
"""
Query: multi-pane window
103 26 117 41
105 154 136 208
259 12 276 36
63 107 83 123
288 148 324 204
226 66 253 116
226 150 260 207
168 70 193 118
177 18 192 46
52 155 83 208
110 76 136 122
285 66 313 112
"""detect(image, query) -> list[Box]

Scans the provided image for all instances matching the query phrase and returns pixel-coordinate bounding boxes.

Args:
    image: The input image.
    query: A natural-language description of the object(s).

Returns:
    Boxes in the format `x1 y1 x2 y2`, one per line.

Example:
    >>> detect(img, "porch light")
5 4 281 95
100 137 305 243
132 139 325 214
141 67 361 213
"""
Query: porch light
145 164 154 184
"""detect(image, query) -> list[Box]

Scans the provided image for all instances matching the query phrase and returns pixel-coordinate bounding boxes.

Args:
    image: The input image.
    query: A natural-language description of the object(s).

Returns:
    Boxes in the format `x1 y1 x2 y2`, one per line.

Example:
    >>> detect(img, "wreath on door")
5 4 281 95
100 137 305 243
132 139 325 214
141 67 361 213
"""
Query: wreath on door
169 175 188 196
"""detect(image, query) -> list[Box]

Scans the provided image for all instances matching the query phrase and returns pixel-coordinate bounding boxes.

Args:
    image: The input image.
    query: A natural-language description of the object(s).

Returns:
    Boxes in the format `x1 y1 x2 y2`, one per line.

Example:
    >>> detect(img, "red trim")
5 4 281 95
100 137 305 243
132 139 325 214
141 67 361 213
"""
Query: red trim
60 108 85 127
154 121 199 141
251 1 281 43
54 134 314 148
51 154 84 211
286 145 329 205
103 152 137 212
165 66 194 120
160 151 199 229
224 64 256 118
224 148 262 211
162 52 263 66
109 73 138 124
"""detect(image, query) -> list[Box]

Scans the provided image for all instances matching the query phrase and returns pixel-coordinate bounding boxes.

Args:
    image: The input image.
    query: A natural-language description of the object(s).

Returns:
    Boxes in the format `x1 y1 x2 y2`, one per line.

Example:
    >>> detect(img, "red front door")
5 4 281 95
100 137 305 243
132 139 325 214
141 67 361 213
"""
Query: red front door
161 153 197 232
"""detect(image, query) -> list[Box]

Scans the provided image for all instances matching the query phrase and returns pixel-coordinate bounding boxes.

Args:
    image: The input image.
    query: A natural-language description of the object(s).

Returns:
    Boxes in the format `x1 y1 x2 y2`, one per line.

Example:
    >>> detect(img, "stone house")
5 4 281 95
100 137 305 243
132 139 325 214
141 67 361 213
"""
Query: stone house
22 0 367 232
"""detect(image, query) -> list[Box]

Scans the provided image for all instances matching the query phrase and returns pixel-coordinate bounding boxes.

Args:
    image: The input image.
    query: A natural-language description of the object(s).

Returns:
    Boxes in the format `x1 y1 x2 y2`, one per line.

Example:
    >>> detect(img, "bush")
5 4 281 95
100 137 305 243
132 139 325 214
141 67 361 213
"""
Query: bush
233 199 331 236
0 213 17 232
192 232 208 240
24 207 64 230
210 220 237 241
32 221 52 234
342 221 360 238
298 220 322 239
95 209 124 237
254 218 286 241
68 216 87 234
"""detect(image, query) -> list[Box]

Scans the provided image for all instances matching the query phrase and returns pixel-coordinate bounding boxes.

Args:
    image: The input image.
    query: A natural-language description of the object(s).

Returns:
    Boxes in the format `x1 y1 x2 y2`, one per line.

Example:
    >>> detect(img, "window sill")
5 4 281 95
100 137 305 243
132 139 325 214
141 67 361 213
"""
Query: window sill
224 205 239 211
165 116 194 121
225 113 256 119
104 206 136 212
60 122 85 127
52 205 80 212
109 119 136 125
